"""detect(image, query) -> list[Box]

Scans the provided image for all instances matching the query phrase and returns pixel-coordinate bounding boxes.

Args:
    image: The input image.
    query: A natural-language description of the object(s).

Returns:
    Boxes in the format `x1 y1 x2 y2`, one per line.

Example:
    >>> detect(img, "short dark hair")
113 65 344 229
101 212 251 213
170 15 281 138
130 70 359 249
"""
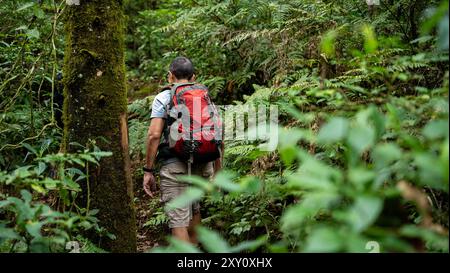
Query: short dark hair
169 57 194 80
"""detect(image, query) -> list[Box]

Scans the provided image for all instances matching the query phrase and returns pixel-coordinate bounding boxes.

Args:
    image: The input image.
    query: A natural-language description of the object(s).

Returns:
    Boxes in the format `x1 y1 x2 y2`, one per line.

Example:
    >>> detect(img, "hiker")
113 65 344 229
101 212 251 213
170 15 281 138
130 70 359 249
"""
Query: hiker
142 57 224 244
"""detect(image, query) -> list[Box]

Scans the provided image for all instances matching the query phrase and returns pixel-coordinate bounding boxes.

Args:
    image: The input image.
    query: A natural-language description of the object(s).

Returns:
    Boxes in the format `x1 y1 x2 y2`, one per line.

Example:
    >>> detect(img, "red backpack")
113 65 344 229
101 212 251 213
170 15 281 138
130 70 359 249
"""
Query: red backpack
163 83 222 165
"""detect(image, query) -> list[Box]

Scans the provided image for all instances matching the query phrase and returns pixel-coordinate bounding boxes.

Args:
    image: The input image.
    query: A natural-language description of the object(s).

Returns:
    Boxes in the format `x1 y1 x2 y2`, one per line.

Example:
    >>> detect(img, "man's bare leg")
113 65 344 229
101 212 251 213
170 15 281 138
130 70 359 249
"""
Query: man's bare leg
172 227 190 242
188 212 201 245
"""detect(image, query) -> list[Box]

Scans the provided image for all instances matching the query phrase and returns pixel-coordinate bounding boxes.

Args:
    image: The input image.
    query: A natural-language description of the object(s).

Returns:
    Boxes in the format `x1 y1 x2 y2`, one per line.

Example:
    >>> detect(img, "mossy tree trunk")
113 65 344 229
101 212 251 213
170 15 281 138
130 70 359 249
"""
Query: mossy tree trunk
62 0 136 252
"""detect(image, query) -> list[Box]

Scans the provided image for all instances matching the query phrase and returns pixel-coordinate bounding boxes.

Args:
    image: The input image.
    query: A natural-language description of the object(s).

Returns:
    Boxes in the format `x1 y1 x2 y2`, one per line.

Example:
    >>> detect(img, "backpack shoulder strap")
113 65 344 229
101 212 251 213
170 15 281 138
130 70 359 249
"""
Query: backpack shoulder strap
158 84 173 92
168 82 196 109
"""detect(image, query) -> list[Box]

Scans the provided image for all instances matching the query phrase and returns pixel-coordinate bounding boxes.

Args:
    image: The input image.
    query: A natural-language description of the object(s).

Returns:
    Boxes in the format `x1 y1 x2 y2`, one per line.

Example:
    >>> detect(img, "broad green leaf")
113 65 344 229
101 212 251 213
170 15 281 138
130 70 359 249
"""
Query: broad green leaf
36 162 47 176
348 168 375 189
177 175 212 191
29 238 51 253
153 237 201 253
230 235 267 253
67 167 86 177
31 184 46 194
16 2 35 12
213 171 240 192
15 25 28 31
422 119 449 140
196 226 230 253
63 177 81 191
41 178 60 189
239 176 262 193
281 192 339 232
0 227 20 240
88 209 100 216
268 241 289 253
278 127 308 148
345 233 372 253
286 171 336 192
5 166 33 184
20 190 32 203
71 158 85 167
279 145 297 166
282 105 315 124
26 28 40 40
287 150 343 191
166 187 204 211
33 6 45 19
79 154 98 164
438 13 449 50
372 143 402 169
421 0 449 49
317 117 349 144
0 200 12 208
346 195 383 232
378 235 414 252
385 103 401 130
347 125 375 155
26 221 43 238
303 227 343 252
22 143 38 155
414 152 447 191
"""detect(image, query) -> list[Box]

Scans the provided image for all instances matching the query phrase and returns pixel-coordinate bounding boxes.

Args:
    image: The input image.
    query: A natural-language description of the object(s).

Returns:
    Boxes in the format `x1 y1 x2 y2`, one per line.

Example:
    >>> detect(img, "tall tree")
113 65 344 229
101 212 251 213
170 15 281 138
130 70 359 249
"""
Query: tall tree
62 0 136 252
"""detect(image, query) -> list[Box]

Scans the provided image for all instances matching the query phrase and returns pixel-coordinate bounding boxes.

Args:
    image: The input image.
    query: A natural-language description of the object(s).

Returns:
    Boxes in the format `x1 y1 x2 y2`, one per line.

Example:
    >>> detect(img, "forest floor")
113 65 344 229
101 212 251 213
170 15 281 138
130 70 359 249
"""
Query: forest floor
131 155 166 253
134 191 154 253
134 180 173 252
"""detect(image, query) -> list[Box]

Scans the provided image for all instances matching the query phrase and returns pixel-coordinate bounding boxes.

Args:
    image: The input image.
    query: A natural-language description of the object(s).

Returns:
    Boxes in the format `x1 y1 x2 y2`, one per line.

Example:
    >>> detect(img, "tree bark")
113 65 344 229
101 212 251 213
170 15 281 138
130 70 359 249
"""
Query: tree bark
62 0 137 252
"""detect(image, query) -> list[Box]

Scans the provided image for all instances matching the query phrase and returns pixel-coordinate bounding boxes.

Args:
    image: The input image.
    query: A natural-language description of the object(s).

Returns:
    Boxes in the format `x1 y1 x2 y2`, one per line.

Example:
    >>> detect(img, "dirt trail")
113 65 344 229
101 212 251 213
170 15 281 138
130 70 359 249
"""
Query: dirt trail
135 193 154 252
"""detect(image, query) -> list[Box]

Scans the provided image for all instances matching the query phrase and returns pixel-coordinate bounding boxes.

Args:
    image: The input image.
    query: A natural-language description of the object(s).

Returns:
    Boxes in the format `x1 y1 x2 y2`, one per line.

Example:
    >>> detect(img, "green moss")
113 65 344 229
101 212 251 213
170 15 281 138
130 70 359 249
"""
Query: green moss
62 0 137 252
128 84 159 101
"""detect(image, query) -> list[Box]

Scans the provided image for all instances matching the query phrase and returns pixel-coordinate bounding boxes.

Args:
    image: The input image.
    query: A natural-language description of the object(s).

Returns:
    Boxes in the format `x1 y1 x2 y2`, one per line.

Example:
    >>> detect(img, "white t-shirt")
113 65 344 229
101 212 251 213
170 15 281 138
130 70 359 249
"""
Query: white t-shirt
150 90 171 119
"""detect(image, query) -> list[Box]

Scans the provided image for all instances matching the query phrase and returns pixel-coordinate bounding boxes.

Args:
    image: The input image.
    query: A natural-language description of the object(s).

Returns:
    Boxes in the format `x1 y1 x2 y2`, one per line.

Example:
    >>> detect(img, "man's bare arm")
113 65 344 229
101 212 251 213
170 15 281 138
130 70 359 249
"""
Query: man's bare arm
145 118 165 169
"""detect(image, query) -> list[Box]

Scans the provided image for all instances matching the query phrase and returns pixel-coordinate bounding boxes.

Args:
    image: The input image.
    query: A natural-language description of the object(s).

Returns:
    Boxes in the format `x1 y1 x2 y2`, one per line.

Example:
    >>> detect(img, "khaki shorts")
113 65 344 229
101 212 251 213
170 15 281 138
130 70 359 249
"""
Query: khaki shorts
159 160 214 228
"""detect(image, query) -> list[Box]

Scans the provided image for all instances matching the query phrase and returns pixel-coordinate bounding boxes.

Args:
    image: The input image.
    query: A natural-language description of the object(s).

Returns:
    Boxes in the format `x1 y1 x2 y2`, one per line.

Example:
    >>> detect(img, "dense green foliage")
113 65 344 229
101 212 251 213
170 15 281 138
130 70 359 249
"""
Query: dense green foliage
129 0 449 253
1 0 449 252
